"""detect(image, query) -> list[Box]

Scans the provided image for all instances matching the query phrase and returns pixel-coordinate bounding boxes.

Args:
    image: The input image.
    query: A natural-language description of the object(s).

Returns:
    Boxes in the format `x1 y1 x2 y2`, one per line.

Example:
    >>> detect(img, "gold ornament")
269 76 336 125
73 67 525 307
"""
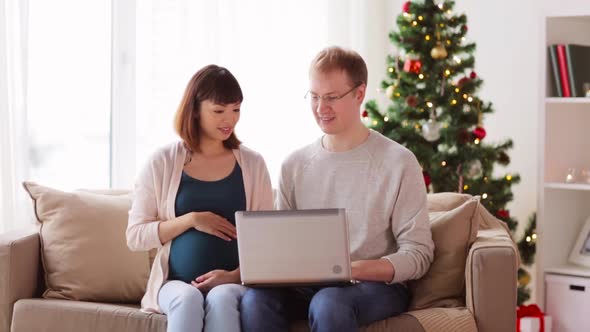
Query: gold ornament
385 84 397 99
431 42 448 59
518 272 531 286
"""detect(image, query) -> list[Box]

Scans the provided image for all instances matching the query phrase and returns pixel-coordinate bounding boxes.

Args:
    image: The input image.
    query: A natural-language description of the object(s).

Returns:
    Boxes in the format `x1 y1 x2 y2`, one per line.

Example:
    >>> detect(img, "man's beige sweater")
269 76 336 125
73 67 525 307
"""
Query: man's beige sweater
277 130 434 283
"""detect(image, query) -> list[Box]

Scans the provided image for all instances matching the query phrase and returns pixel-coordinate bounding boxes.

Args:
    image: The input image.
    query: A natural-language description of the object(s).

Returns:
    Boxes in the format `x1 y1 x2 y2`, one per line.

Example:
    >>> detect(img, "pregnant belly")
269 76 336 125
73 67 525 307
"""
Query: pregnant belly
168 229 239 283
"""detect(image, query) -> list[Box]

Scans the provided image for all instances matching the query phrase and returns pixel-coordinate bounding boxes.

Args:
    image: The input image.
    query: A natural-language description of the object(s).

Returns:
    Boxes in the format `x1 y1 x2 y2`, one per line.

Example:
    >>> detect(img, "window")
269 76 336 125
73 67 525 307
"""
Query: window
27 0 111 190
25 0 379 189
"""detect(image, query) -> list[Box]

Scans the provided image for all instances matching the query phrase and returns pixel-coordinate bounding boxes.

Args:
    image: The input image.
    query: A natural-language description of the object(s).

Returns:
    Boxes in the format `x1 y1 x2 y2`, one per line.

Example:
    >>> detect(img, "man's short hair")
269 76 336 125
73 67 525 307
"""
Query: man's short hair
309 46 368 87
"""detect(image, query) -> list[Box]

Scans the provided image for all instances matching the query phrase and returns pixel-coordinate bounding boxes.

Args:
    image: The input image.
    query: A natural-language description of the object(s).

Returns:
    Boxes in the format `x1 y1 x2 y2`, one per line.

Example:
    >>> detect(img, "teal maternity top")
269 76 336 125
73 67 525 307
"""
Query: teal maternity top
168 162 246 283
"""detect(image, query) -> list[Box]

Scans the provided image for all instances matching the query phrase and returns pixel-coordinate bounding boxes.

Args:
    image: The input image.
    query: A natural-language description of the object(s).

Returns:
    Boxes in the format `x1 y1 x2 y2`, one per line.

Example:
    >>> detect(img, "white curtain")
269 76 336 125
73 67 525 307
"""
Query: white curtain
132 0 389 187
0 0 30 232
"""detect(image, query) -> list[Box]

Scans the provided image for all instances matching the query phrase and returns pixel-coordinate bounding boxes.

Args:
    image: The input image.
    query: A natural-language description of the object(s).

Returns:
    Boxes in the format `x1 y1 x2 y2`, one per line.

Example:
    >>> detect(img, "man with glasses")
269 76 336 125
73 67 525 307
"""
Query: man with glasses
240 46 434 332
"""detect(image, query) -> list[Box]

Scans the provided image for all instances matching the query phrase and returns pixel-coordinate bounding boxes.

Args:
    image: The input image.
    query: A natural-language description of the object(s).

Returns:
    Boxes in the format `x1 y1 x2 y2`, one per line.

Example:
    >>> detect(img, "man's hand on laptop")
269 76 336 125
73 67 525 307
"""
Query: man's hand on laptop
351 259 395 282
191 268 241 292
190 211 237 241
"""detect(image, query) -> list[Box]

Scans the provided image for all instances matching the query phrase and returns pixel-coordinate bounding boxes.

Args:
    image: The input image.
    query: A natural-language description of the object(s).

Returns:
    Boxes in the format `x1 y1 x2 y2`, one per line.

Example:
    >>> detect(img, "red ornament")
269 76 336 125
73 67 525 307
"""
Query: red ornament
472 126 487 140
462 25 468 32
496 209 510 219
423 171 431 188
362 110 368 118
457 77 470 87
470 71 477 79
402 1 411 13
403 59 422 74
406 95 418 108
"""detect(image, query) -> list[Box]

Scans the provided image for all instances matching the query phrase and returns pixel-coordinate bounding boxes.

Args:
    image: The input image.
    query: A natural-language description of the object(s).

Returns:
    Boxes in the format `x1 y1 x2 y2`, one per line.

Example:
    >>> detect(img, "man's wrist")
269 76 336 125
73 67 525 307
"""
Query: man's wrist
351 259 395 282
381 258 396 283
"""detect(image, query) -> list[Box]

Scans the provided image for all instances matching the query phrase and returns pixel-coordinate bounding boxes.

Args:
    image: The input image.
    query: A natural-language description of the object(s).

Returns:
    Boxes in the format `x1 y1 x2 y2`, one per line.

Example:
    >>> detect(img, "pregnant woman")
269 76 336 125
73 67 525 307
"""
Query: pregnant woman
126 64 273 332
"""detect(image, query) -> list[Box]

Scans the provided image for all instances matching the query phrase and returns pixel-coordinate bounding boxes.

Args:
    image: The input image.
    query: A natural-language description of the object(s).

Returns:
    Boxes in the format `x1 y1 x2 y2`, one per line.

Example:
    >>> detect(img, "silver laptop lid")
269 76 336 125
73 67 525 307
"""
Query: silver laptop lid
236 209 351 286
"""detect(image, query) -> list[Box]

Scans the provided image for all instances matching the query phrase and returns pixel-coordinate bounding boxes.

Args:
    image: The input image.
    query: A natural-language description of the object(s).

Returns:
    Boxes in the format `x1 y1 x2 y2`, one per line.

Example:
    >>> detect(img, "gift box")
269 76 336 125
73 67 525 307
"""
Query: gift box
519 315 552 332
517 304 552 332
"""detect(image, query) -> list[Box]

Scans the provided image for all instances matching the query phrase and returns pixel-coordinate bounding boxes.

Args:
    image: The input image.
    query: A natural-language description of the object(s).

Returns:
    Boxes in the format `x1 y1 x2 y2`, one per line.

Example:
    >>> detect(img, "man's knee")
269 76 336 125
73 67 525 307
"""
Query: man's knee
242 289 268 308
241 288 286 314
309 288 355 322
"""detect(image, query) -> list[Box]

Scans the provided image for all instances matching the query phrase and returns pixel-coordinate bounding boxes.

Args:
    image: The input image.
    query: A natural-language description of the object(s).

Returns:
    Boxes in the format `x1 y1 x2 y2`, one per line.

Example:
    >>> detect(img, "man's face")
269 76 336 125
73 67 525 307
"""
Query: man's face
308 69 365 135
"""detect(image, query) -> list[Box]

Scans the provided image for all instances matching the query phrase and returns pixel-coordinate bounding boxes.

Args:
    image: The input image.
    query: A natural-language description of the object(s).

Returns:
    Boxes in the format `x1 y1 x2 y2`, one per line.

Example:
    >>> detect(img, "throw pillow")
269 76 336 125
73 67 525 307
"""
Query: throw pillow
22 181 150 303
408 193 480 310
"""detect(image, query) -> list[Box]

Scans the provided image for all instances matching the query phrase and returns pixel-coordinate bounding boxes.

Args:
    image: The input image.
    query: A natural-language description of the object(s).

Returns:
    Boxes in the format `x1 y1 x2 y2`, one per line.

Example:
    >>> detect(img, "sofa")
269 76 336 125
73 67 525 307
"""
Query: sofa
0 183 518 332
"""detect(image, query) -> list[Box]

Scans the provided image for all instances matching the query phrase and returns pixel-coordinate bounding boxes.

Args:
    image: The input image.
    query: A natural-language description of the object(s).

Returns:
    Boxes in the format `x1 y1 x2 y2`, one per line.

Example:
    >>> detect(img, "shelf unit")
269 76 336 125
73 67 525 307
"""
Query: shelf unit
545 265 590 279
544 183 590 191
538 14 590 314
546 97 590 104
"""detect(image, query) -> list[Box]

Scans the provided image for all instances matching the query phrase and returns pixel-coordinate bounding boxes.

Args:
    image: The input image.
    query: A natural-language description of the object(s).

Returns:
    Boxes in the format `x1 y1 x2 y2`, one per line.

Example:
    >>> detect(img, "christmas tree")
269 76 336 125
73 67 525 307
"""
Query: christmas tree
516 213 537 304
364 0 532 304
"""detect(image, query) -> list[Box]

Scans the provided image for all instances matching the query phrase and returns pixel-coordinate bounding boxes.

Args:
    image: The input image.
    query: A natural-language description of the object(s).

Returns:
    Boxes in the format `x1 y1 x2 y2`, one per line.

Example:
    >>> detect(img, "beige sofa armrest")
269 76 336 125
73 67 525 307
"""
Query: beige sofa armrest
466 229 518 332
0 228 40 332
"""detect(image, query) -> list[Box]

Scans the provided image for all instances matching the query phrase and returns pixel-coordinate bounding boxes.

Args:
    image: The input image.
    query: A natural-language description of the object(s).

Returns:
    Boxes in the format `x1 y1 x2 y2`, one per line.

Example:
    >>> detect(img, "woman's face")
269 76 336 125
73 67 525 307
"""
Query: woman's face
198 99 241 143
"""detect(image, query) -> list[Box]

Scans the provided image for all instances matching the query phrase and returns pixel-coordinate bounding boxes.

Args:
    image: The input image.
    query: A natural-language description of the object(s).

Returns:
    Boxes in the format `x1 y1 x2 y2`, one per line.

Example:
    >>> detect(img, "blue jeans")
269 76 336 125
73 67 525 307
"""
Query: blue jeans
158 281 247 332
240 282 410 332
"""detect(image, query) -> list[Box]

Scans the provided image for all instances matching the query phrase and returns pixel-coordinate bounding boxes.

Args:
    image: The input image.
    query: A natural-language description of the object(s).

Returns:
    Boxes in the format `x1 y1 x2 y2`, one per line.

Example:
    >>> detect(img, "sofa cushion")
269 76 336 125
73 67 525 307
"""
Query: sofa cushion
11 299 166 332
288 314 425 332
406 307 477 332
408 193 480 310
11 298 425 332
22 182 150 303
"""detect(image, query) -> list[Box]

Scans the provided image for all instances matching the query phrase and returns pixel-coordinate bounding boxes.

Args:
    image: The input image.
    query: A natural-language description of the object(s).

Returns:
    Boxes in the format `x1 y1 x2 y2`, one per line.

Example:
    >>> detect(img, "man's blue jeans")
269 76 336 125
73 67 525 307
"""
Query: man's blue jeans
240 282 410 332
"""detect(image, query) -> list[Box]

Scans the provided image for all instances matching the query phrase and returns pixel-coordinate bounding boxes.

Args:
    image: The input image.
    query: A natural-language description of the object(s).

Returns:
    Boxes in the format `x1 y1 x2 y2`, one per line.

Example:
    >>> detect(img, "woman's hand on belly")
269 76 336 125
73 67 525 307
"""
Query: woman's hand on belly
191 268 240 293
190 211 237 241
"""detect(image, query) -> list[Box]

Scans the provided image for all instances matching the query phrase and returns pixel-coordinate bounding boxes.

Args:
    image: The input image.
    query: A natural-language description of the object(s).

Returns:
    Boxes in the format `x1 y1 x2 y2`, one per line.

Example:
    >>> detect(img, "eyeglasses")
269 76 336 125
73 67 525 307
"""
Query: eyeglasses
304 84 362 106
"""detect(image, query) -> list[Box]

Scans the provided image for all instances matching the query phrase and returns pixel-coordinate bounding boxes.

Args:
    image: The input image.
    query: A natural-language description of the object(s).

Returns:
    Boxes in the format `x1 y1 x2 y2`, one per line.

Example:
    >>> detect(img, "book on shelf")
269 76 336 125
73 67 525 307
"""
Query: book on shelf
556 45 572 97
548 43 590 98
548 45 562 97
565 44 590 97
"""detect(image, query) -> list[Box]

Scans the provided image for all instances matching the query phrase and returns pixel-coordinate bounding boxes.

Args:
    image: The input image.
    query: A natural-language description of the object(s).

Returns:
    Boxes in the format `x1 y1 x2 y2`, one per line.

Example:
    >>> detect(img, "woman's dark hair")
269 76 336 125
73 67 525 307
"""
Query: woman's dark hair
174 65 243 152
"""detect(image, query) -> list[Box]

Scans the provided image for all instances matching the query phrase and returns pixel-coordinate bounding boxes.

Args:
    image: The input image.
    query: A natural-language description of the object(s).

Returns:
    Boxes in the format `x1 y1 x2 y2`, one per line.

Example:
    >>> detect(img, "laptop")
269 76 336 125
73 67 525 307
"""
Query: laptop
235 208 353 287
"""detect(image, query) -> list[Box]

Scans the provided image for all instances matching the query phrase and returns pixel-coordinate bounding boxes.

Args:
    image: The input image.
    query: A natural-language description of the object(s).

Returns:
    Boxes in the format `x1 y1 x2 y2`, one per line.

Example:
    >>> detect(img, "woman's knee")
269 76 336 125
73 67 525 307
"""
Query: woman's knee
206 284 246 307
159 283 205 330
162 283 204 312
178 286 204 306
